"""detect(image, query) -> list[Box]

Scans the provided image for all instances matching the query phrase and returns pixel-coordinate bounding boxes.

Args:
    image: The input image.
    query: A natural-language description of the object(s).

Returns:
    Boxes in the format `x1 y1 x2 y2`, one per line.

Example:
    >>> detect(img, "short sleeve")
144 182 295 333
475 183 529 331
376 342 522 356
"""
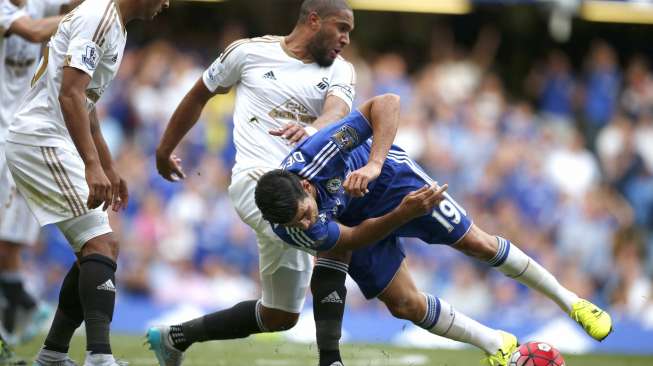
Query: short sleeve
64 10 108 77
309 109 372 154
328 58 356 111
273 218 341 252
1 0 28 33
202 39 248 92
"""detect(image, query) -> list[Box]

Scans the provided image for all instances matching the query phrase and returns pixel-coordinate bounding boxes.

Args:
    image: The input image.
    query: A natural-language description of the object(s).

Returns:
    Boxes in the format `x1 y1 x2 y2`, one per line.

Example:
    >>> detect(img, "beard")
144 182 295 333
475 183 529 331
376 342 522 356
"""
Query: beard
307 30 335 67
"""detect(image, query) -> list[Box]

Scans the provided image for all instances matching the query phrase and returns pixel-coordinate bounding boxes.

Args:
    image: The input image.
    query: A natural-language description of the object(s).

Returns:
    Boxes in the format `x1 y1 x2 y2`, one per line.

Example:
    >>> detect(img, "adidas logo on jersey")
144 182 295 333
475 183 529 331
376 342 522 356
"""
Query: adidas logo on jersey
263 70 277 80
321 291 342 304
97 279 116 292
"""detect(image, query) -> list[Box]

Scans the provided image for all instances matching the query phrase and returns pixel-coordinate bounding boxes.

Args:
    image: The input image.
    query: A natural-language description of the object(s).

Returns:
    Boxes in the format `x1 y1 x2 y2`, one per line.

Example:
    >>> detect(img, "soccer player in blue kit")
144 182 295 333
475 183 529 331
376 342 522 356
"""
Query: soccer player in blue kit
255 94 613 366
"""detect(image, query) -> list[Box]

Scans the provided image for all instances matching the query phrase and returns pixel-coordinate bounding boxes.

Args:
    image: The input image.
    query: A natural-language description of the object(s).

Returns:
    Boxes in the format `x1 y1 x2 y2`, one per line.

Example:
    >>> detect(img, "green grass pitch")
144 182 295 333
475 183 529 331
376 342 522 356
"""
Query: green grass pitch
14 334 653 366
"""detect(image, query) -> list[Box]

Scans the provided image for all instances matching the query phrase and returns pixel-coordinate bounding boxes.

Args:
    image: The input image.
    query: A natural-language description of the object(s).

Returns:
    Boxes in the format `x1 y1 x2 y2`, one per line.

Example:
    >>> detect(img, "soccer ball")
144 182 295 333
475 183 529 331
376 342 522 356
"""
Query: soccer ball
509 341 565 366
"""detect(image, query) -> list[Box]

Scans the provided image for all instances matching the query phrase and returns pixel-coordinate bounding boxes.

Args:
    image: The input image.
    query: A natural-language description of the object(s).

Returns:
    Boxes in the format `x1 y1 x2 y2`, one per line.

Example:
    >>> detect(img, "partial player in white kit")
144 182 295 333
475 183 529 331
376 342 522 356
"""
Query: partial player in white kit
4 0 169 365
147 1 355 365
0 0 75 353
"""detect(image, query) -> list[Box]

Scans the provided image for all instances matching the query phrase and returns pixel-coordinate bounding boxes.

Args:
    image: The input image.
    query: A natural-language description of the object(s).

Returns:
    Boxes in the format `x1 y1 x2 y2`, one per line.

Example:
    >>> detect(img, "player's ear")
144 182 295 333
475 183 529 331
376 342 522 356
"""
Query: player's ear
300 179 313 194
308 11 321 30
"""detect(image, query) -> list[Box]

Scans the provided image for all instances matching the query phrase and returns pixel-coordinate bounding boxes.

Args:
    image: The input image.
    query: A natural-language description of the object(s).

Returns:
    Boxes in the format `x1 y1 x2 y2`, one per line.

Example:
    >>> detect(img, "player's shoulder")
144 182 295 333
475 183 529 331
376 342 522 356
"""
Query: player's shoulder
66 0 119 32
331 54 355 78
333 54 354 69
218 35 280 63
69 0 111 21
224 35 281 51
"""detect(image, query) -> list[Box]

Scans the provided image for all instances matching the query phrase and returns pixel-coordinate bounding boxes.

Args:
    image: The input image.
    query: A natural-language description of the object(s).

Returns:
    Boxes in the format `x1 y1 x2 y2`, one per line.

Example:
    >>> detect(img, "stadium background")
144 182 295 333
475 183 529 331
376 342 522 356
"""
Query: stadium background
15 0 653 356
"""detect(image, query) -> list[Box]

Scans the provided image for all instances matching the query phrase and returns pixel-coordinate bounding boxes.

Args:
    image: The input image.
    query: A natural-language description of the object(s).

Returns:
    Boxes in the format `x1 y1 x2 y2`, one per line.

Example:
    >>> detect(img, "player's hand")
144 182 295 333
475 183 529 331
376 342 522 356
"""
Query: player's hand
105 168 129 212
156 152 186 182
269 123 310 144
398 183 449 219
344 161 382 197
85 163 112 210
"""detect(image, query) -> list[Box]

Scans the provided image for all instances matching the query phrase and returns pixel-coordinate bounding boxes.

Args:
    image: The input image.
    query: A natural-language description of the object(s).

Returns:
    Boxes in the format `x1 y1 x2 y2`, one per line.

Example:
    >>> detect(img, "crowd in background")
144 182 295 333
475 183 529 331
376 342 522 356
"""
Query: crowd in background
21 23 653 327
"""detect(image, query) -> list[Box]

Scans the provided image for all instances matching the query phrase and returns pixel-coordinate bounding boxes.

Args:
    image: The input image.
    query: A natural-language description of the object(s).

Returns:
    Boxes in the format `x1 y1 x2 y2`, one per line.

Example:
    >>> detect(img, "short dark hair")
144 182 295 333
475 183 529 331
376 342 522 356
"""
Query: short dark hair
255 170 308 224
297 0 352 24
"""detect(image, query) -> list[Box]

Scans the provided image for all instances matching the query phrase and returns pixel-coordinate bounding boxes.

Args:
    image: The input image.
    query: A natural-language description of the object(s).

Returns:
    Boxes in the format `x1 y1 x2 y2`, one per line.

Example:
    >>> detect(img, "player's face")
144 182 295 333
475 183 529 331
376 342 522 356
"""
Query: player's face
140 0 169 20
286 196 319 230
308 9 354 67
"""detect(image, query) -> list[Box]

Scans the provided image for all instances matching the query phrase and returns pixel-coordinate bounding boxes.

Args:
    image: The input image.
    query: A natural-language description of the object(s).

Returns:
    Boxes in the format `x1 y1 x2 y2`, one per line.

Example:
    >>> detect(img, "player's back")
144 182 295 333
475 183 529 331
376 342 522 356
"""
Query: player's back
204 36 355 174
8 0 126 148
0 0 65 143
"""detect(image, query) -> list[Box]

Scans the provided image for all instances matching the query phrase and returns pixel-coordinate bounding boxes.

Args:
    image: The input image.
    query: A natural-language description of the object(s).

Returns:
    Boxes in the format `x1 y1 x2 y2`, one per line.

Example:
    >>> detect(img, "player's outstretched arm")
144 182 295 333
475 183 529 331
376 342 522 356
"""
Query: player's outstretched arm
270 95 351 143
8 14 62 43
156 78 224 181
313 94 351 130
343 93 400 197
334 184 448 251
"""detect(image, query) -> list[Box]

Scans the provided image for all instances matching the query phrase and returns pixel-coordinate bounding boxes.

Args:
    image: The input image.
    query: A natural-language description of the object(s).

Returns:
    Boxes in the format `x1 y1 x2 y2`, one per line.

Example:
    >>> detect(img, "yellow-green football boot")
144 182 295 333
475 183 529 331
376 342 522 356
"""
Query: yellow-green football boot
481 331 518 366
570 299 613 341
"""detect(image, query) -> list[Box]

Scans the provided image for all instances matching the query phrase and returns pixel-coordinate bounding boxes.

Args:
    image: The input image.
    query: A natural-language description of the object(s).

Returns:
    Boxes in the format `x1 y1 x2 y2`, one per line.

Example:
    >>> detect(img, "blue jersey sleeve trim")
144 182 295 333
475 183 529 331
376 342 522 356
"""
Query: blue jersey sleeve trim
272 221 340 252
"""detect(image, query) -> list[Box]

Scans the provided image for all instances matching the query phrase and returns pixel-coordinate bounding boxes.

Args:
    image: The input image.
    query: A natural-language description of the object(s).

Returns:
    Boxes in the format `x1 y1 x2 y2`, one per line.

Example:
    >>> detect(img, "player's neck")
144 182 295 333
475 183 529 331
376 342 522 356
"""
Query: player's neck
115 0 135 24
284 29 314 63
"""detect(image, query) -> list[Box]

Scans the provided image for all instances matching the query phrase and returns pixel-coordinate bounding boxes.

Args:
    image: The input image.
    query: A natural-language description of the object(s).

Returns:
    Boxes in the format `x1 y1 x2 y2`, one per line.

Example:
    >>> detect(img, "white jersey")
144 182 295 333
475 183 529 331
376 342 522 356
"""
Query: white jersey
202 36 356 173
0 0 27 142
0 0 68 143
8 0 126 147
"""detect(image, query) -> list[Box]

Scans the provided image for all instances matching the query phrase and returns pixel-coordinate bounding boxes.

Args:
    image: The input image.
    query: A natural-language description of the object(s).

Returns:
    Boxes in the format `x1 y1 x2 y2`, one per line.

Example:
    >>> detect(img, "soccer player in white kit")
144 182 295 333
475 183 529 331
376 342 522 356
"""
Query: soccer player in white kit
0 0 80 348
147 1 355 366
5 0 168 365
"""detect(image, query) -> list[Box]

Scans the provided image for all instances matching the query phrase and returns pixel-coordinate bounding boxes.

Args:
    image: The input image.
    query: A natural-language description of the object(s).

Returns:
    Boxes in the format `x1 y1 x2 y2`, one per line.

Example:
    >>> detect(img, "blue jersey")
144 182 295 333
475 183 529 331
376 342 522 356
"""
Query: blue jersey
272 110 472 253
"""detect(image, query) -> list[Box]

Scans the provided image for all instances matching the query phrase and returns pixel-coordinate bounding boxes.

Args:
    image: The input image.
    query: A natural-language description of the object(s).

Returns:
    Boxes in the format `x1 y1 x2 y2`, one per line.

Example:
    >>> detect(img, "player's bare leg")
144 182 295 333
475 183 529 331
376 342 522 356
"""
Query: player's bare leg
377 262 515 362
454 224 612 341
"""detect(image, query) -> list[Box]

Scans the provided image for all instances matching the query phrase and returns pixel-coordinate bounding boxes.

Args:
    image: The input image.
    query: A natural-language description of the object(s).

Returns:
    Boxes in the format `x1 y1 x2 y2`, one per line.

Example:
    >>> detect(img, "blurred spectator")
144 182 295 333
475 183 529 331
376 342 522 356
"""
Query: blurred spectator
527 49 576 130
580 40 621 149
545 130 600 199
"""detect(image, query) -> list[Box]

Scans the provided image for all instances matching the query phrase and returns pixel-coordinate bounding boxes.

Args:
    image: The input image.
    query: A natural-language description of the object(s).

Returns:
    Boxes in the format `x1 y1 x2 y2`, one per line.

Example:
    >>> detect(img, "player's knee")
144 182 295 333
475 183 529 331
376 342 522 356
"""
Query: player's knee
385 295 422 322
454 226 497 261
81 234 120 261
261 310 299 331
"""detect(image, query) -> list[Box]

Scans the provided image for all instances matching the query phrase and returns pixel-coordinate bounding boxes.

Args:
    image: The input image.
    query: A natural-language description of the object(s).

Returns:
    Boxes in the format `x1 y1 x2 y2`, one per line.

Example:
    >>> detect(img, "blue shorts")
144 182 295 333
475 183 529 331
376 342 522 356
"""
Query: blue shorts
348 236 406 299
345 145 473 298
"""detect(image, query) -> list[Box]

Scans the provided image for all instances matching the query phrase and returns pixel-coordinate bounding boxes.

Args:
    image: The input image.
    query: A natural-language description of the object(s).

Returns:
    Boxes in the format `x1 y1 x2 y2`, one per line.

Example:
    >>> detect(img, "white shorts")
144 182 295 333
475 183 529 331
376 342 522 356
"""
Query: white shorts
229 167 313 313
5 142 111 251
0 143 39 244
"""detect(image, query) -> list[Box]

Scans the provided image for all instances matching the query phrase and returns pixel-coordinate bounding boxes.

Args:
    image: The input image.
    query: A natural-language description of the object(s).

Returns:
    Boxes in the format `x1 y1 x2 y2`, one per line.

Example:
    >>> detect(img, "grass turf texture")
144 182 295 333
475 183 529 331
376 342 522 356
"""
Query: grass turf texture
13 334 653 366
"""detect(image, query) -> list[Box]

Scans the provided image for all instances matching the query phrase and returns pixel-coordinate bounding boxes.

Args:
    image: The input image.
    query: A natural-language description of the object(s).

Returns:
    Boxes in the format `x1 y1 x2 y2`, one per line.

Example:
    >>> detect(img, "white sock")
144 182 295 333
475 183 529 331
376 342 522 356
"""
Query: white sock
36 348 68 363
490 237 579 312
416 294 502 354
